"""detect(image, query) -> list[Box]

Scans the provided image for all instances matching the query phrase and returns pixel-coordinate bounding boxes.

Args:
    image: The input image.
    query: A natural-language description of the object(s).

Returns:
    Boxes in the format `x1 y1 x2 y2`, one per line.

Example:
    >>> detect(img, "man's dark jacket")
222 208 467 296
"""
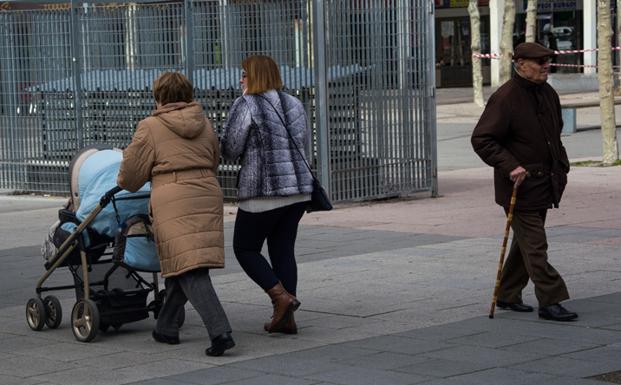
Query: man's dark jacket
471 75 570 210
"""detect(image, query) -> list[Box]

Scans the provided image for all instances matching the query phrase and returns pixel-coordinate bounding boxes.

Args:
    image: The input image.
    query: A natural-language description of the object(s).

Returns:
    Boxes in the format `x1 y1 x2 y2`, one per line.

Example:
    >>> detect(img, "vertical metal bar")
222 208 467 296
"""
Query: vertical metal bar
426 0 437 197
312 0 330 193
71 0 83 151
219 0 229 68
5 13 18 188
185 0 194 83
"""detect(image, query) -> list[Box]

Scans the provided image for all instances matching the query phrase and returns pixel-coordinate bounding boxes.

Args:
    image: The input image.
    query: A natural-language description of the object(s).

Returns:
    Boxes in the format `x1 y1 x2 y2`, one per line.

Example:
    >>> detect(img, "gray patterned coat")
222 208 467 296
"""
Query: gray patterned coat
221 90 314 200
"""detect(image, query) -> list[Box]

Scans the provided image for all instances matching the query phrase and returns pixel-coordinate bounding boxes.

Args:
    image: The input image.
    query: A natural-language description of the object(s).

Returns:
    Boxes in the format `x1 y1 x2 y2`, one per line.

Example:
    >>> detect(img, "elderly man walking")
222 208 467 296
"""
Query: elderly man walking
471 42 578 322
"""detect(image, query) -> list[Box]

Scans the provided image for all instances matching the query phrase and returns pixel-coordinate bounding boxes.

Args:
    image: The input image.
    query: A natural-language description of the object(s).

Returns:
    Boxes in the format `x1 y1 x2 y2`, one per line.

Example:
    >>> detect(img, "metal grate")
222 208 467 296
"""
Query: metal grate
0 0 436 202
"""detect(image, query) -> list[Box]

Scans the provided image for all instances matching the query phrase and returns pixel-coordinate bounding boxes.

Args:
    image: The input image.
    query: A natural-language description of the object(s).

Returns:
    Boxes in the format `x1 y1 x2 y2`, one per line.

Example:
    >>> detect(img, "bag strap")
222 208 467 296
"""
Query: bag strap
256 93 316 178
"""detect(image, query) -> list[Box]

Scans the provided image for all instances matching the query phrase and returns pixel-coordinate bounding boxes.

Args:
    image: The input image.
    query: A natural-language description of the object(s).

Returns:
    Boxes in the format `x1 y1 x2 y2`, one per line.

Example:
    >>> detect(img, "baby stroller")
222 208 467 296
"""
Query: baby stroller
27 146 184 342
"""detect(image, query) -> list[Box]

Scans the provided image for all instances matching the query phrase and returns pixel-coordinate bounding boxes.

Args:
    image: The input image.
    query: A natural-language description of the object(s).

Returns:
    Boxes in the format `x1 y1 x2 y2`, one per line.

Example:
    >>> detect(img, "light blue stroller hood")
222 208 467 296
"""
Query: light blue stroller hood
75 149 150 238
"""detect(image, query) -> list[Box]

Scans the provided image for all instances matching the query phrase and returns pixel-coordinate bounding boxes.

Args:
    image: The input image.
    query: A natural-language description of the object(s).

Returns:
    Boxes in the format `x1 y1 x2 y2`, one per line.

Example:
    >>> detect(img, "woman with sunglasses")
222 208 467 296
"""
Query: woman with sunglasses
221 55 313 334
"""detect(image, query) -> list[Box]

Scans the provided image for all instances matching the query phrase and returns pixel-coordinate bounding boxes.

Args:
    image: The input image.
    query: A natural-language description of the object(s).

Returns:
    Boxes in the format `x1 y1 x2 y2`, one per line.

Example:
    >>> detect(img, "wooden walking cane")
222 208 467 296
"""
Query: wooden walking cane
489 182 519 319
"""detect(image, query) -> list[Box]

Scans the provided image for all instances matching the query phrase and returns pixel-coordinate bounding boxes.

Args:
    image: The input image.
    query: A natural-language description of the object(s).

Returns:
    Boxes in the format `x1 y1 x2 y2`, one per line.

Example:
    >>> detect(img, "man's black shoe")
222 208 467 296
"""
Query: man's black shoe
152 330 180 345
496 300 534 312
538 303 578 321
205 332 235 357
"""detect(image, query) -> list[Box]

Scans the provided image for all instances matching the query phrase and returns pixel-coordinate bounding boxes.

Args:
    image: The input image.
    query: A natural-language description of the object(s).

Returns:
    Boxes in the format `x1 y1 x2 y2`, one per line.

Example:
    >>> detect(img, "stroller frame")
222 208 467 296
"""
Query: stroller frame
27 186 171 342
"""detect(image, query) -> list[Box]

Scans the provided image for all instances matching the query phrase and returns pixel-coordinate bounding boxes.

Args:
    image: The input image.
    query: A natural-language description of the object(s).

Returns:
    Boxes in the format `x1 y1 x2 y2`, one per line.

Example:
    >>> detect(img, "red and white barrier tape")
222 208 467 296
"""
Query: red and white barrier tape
473 45 621 59
555 46 621 55
550 62 621 69
473 53 500 59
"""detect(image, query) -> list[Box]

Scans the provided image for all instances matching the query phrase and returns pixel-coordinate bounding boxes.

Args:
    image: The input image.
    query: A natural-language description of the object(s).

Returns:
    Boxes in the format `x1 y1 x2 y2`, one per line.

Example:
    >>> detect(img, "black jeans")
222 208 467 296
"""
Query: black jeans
233 202 306 295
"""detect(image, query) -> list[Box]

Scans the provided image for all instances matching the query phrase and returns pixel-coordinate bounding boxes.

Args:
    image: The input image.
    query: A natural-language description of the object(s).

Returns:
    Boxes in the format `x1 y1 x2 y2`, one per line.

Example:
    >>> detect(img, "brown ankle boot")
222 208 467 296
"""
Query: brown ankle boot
264 311 298 334
265 283 300 333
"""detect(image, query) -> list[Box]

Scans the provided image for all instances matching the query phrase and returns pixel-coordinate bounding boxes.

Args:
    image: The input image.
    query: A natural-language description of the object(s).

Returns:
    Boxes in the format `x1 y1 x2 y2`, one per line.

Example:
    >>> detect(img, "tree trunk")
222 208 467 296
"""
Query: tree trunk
468 0 484 107
598 0 619 164
525 0 537 43
616 0 621 95
499 0 516 84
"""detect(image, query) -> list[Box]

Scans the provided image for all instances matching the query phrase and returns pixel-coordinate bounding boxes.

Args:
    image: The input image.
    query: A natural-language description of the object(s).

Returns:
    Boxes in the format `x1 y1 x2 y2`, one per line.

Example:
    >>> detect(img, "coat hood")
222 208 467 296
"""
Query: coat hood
153 101 205 139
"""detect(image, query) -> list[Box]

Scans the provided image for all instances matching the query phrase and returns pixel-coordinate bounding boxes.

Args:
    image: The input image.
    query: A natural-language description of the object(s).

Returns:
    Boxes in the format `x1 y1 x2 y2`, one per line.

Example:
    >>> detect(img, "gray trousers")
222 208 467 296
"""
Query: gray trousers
498 209 570 307
155 268 231 340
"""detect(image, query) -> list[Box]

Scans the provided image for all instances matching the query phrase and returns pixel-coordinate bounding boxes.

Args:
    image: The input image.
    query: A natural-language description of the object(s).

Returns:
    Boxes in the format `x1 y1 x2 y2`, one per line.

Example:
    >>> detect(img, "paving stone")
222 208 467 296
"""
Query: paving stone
449 315 621 345
0 374 53 385
602 323 621 331
31 366 152 385
343 335 454 355
499 337 602 356
423 345 545 366
446 331 540 349
514 323 621 345
78 351 180 370
588 293 621 305
511 356 621 377
230 355 349 377
0 355 78 378
126 379 185 385
162 366 263 385
401 317 521 338
284 344 378 361
0 335 63 355
394 358 495 378
561 346 621 363
115 359 213 383
334 351 429 370
305 366 430 385
219 374 316 385
21 341 117 363
394 324 486 342
543 376 620 385
414 368 559 385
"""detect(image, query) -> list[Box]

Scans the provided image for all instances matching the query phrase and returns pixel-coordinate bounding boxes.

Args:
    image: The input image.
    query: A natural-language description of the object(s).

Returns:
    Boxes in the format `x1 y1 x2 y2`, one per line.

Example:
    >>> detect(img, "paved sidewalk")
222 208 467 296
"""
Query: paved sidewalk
0 165 619 385
132 293 621 385
0 85 620 384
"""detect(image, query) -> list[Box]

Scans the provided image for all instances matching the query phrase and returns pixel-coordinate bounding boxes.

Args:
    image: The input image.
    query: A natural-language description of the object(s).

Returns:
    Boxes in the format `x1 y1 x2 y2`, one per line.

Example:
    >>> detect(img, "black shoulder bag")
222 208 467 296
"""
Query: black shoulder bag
257 93 332 213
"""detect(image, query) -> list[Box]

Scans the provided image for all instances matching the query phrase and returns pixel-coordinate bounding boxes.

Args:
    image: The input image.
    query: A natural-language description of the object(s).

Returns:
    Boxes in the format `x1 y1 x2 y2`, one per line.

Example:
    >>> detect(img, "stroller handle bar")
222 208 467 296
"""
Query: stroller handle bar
100 186 123 207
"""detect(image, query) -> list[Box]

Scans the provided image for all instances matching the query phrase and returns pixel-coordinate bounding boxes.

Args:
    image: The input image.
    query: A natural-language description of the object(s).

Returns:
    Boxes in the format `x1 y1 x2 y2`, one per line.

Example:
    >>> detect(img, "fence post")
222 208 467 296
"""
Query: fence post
397 0 411 90
312 0 330 196
184 0 194 84
71 0 83 151
1 14 19 186
426 0 438 197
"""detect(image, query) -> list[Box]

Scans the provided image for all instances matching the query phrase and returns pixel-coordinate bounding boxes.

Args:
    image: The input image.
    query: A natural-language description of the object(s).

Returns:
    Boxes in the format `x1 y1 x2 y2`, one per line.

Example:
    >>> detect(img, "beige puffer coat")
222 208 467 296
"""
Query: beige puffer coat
117 101 224 277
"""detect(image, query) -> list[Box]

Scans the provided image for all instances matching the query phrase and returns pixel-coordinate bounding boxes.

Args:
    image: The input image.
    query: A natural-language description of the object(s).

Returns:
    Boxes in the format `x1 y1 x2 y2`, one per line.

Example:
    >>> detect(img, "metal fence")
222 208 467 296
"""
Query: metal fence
0 0 437 202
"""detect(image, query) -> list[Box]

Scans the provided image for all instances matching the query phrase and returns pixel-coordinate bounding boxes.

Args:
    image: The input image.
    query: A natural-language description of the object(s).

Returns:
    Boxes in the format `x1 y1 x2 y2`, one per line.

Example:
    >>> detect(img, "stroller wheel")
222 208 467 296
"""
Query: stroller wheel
26 298 47 331
43 296 62 329
71 299 100 342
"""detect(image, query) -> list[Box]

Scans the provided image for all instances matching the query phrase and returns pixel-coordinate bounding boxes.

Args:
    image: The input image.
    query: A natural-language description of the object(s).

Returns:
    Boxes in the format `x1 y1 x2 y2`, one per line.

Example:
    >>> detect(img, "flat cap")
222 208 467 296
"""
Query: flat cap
513 42 556 60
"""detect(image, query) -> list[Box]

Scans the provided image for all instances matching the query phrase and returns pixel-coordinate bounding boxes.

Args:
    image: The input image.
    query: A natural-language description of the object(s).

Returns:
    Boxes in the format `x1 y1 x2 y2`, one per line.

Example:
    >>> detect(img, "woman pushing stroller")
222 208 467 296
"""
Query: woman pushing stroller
117 72 234 357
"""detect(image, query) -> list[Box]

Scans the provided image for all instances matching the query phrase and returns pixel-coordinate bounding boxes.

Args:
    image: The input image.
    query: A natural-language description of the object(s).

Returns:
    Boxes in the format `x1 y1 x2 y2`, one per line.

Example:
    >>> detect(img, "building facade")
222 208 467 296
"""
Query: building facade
435 0 594 88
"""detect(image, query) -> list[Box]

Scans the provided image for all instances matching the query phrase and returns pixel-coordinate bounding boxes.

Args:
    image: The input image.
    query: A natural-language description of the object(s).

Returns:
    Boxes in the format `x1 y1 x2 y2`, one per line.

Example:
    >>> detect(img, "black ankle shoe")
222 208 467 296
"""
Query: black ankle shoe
205 332 235 357
538 303 578 321
152 330 180 345
496 300 534 312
